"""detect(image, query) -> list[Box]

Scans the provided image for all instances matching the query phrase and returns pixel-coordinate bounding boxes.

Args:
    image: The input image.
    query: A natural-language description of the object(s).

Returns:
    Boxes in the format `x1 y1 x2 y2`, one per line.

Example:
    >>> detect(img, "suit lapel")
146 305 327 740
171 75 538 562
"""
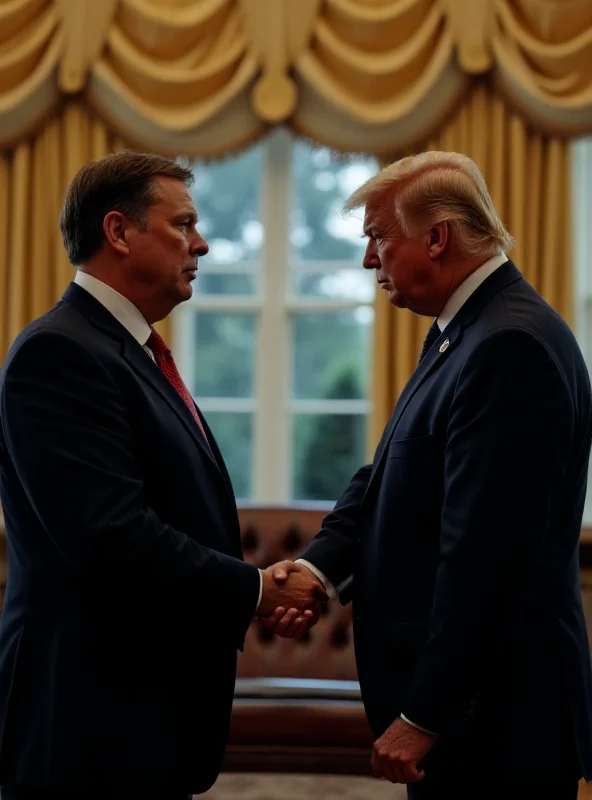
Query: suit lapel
62 283 223 475
63 283 242 553
370 323 463 476
197 411 236 497
121 337 221 470
364 261 524 500
197 411 243 553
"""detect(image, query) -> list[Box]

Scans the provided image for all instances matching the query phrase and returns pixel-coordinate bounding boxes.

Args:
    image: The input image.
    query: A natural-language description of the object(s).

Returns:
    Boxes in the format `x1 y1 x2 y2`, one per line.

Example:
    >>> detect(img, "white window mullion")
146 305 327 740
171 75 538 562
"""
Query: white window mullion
184 297 260 311
193 262 260 275
293 260 362 274
171 304 196 391
197 398 257 414
572 138 592 526
254 130 292 503
285 299 374 313
289 399 371 415
573 139 592 360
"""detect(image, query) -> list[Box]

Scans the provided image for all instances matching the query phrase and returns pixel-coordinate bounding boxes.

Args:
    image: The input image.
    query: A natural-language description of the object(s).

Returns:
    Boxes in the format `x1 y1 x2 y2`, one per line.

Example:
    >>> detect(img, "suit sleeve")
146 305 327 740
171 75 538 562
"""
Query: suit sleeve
401 327 574 734
0 330 260 639
299 463 372 604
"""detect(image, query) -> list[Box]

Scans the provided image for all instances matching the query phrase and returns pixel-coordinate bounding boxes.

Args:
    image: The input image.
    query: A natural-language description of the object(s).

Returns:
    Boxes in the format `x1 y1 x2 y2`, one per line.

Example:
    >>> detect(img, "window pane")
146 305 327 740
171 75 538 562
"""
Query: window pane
292 309 373 400
191 145 263 263
205 412 253 500
573 139 592 525
192 312 256 398
195 273 257 296
583 299 592 525
292 269 374 302
291 142 376 261
292 413 366 501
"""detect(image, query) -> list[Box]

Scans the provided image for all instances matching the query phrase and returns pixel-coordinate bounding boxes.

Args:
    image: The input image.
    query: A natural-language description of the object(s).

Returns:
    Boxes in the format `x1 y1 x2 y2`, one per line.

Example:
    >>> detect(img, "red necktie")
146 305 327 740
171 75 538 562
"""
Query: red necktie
146 328 209 445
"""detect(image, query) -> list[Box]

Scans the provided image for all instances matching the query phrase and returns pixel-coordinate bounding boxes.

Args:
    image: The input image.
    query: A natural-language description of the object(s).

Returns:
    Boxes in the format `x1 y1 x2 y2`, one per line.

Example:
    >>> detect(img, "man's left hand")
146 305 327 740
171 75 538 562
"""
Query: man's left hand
371 717 437 784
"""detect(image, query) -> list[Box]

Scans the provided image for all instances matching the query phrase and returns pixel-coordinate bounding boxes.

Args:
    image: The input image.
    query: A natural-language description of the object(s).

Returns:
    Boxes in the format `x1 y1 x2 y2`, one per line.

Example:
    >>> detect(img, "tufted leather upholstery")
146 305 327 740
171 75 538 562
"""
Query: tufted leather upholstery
0 506 591 775
236 505 357 681
229 507 371 775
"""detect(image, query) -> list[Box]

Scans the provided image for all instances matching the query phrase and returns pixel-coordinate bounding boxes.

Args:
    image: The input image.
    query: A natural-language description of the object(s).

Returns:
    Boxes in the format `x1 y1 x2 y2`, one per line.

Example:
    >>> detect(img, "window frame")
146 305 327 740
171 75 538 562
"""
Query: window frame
572 138 592 526
173 129 374 504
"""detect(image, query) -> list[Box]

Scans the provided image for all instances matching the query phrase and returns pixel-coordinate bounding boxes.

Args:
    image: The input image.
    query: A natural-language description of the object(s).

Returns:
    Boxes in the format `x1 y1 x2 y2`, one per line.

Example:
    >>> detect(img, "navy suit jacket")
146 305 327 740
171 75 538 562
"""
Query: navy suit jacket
0 283 260 794
302 262 592 783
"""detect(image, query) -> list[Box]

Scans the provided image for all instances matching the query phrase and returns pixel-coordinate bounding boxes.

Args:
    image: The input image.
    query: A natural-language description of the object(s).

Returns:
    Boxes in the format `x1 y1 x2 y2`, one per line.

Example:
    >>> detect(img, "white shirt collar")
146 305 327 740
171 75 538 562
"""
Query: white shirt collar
74 271 152 346
437 252 509 332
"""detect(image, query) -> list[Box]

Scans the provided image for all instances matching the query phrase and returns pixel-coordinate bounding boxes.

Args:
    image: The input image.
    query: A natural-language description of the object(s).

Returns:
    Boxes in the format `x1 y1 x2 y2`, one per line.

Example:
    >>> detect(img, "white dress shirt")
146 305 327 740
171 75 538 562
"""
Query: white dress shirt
436 251 508 332
74 270 153 353
73 271 265 611
298 252 508 735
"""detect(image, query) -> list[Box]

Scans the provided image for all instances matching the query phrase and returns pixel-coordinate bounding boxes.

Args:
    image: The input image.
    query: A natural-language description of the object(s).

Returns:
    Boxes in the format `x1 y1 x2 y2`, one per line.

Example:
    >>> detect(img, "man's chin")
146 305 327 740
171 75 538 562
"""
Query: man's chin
177 280 194 300
388 289 407 309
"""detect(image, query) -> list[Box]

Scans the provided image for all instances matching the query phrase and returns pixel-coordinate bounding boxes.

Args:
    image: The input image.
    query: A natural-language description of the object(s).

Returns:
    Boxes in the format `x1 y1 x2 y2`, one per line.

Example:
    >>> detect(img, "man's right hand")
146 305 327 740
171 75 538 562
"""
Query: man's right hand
257 563 327 618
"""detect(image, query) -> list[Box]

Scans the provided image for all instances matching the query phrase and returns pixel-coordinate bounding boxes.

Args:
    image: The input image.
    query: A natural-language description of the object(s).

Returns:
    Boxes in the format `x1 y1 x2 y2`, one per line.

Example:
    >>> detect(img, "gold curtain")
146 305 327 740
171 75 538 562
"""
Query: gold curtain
492 0 592 136
370 79 572 448
0 101 169 364
2 1 592 157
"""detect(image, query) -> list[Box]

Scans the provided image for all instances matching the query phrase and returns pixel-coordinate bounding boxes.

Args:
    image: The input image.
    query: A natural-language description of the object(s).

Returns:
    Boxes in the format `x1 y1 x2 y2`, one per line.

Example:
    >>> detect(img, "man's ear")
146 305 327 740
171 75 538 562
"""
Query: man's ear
103 211 130 257
427 221 449 259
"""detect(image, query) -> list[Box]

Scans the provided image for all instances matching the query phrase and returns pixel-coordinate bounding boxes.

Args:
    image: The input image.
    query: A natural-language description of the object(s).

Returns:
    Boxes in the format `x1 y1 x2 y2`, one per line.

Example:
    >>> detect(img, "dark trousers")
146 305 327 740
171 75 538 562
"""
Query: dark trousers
1 790 192 800
407 781 579 800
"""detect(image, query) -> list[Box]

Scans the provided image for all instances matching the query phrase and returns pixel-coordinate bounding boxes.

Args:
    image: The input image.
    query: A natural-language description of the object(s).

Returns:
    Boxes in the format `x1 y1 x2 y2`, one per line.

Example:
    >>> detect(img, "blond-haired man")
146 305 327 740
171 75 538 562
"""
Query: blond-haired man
263 152 592 798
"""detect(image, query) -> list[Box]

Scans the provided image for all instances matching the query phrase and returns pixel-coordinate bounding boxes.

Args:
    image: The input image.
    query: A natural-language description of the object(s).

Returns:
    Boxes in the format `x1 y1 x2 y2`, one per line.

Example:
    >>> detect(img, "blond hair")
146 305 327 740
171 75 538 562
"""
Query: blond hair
344 151 514 258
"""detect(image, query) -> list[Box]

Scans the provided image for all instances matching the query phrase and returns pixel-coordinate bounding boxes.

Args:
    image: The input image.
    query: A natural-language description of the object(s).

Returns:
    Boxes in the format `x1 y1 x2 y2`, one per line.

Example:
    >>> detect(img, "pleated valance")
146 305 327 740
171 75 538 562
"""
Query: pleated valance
1 0 592 157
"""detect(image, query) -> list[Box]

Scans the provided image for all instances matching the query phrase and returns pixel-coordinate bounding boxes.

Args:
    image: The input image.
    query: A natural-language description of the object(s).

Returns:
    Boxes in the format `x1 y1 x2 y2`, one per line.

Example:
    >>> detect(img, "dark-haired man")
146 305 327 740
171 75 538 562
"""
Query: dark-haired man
0 152 324 800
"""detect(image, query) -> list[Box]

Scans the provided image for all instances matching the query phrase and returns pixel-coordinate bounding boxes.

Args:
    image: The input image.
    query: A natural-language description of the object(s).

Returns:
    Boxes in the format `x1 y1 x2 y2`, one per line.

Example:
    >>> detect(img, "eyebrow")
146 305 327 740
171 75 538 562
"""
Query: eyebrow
174 209 198 223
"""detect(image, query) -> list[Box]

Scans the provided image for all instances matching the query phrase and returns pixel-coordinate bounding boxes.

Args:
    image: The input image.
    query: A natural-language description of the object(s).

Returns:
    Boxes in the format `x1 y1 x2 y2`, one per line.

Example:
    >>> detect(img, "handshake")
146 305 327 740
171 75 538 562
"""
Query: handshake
257 562 328 639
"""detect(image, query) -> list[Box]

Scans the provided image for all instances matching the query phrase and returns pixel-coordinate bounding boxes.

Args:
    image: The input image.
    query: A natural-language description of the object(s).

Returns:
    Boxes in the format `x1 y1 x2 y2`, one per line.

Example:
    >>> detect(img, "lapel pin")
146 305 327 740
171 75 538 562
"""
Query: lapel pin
439 338 450 353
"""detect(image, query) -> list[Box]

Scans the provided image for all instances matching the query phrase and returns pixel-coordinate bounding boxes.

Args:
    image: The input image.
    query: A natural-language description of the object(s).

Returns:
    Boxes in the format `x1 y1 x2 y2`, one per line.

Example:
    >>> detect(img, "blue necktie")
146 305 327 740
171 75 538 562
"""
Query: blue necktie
418 319 440 363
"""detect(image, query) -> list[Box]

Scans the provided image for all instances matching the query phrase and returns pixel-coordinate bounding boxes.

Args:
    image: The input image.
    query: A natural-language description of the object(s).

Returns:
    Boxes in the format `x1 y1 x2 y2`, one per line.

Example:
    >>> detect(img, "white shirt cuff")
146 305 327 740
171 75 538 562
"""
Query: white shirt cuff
254 569 263 615
400 714 437 736
295 559 337 600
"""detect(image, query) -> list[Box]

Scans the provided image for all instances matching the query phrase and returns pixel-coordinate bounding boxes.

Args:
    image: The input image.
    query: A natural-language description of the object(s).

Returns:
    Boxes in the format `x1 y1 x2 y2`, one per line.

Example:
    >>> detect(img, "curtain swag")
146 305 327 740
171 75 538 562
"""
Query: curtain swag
0 0 591 157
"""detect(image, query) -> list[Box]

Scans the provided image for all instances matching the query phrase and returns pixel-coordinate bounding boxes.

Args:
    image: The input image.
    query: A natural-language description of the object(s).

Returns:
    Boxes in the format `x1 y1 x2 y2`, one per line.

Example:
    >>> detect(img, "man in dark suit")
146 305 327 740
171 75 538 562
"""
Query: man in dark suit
0 152 324 800
262 152 592 798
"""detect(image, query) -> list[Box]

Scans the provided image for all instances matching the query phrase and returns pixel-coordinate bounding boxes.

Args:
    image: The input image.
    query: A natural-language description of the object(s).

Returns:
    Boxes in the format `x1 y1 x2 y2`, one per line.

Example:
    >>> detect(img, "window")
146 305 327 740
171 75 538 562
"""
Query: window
174 131 377 503
573 138 592 526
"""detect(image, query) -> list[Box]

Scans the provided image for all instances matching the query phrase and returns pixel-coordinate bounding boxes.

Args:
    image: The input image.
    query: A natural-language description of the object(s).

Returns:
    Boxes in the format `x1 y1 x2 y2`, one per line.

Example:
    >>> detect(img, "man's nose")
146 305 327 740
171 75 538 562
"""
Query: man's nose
192 234 209 257
362 240 379 270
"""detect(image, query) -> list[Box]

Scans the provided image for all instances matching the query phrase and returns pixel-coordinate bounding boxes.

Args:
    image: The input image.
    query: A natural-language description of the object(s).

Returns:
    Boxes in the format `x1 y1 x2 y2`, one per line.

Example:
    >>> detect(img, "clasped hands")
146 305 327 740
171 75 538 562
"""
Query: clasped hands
257 561 326 639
